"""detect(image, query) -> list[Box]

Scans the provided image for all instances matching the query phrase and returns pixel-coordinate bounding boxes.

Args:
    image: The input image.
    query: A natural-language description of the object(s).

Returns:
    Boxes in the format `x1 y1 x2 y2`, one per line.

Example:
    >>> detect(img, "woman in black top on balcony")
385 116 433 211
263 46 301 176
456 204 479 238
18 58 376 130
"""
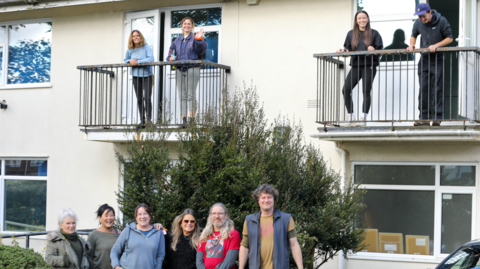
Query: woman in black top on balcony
336 10 383 126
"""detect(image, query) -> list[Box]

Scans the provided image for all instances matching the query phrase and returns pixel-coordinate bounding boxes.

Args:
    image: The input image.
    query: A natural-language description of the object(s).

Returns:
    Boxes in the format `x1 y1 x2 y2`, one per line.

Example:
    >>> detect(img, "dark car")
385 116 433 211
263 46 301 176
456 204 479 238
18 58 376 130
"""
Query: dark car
436 239 480 269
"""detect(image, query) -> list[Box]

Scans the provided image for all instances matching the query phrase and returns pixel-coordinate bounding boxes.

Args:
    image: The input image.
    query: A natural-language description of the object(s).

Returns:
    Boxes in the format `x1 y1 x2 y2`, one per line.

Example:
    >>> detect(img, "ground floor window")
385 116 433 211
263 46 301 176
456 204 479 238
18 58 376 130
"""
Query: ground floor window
354 162 476 259
0 158 47 232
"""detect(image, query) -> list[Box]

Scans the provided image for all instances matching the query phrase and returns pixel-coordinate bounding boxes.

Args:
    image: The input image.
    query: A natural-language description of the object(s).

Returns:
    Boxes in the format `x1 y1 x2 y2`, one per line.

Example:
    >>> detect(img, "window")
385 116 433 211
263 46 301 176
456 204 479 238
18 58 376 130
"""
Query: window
165 6 222 63
358 0 417 58
0 159 48 232
0 19 52 88
354 162 476 260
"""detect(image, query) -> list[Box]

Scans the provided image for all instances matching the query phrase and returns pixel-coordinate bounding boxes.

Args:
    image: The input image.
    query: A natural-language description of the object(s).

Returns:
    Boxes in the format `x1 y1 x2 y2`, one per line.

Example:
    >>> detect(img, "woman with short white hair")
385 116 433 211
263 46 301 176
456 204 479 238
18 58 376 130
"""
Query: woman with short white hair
45 208 91 268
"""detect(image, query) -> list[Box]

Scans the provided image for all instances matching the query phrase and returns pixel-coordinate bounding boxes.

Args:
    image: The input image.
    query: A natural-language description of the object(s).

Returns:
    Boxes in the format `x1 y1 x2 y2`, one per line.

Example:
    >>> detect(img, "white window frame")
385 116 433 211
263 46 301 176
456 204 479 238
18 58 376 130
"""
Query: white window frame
0 18 53 90
348 161 478 263
354 0 421 71
163 4 223 64
0 157 48 234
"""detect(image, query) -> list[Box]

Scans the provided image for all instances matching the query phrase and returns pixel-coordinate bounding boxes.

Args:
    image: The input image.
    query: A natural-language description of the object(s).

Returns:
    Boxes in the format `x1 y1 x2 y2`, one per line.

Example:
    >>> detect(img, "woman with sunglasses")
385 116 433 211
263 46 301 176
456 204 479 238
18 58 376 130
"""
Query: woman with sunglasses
163 209 201 269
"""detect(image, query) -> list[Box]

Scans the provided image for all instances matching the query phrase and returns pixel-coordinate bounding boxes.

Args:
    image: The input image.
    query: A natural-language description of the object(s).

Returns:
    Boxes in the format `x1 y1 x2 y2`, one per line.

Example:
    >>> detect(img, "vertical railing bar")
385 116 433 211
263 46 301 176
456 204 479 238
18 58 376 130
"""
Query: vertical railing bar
392 55 395 121
466 51 469 122
399 53 402 122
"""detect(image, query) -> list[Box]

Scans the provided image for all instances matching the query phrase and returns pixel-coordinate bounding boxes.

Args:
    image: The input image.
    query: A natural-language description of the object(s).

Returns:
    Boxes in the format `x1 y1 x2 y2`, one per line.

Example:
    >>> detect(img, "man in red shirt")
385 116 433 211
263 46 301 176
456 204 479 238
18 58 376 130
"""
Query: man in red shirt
196 203 241 269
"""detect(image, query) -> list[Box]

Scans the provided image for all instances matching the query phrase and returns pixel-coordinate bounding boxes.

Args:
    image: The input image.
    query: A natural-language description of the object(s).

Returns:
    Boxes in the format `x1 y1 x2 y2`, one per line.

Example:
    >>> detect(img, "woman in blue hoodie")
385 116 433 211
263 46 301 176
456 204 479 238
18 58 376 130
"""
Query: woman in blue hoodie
125 30 155 127
110 203 165 269
167 17 207 126
336 10 383 126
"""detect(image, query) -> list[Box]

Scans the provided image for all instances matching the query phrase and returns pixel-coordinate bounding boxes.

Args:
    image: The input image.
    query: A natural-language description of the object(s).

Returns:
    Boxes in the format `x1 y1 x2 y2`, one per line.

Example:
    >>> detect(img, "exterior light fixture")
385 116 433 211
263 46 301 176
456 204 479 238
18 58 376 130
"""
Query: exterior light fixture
1 100 7 109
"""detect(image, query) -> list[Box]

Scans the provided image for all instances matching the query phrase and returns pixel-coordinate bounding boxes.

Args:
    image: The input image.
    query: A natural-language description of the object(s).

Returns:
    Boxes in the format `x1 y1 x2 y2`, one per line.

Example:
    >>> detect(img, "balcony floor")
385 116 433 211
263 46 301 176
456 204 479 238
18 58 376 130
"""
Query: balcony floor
312 121 480 142
80 126 184 143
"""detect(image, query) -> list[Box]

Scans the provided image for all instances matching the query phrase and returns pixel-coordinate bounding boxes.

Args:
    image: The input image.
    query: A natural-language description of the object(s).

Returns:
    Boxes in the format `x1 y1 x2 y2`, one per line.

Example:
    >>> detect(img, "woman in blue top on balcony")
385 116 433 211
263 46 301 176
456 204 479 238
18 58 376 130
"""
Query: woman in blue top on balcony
336 10 383 126
125 30 155 127
167 17 207 126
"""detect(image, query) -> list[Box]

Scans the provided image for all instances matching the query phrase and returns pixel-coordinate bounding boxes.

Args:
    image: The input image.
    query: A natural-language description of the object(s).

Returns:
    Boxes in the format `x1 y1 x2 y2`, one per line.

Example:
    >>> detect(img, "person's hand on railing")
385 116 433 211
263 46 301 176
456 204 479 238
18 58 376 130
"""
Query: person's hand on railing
407 45 415 52
428 45 438 53
336 48 348 53
367 46 375 52
195 28 205 40
128 59 138 66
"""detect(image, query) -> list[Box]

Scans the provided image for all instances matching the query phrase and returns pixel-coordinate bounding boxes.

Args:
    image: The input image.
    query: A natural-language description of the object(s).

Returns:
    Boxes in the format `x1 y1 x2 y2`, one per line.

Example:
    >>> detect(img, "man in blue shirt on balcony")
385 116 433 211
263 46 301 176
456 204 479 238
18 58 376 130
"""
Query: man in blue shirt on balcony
407 3 453 127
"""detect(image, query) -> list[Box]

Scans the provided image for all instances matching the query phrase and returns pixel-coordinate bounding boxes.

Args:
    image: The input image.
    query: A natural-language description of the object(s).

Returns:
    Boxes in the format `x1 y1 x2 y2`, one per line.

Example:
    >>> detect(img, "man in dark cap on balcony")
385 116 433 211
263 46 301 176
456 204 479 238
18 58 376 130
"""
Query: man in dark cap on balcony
407 3 453 127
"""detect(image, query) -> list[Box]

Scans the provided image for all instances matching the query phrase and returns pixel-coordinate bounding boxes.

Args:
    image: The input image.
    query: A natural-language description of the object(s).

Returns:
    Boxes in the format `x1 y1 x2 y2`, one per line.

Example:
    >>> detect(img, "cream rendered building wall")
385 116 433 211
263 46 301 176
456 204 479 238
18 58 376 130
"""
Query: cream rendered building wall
0 0 221 232
0 0 372 267
221 0 350 172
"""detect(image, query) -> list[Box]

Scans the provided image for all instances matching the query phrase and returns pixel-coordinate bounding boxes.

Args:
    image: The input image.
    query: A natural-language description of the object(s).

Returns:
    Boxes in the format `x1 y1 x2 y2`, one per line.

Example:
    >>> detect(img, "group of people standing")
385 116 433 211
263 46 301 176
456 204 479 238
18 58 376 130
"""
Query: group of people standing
125 16 207 128
337 4 453 127
44 184 304 269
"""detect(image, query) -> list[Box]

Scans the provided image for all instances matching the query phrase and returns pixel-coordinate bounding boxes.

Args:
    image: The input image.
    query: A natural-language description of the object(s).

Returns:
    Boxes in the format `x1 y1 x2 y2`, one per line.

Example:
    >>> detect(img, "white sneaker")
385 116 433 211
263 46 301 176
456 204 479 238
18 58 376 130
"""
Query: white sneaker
356 116 366 126
343 115 356 127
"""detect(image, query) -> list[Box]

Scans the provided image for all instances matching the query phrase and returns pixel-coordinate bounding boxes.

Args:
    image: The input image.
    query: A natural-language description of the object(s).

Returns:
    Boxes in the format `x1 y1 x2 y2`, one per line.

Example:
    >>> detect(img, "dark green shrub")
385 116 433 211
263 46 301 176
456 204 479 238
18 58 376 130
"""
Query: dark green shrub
116 84 366 268
0 244 51 269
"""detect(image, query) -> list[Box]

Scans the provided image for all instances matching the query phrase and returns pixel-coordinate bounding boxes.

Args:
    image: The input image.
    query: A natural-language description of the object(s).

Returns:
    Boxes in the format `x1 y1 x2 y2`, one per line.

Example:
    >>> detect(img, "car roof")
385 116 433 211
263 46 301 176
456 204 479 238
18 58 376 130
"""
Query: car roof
460 239 480 246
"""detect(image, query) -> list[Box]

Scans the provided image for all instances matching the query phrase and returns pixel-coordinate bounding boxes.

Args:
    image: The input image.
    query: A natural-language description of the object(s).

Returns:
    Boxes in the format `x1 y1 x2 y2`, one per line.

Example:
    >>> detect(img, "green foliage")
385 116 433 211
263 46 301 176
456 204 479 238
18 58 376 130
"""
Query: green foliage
116 129 173 225
0 244 52 269
116 83 367 267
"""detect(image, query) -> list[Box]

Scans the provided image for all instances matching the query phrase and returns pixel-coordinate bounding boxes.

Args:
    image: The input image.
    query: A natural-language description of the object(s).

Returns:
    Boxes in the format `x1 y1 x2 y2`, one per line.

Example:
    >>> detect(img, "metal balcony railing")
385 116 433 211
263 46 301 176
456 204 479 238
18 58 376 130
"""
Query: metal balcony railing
1 229 93 248
314 47 480 127
77 61 230 128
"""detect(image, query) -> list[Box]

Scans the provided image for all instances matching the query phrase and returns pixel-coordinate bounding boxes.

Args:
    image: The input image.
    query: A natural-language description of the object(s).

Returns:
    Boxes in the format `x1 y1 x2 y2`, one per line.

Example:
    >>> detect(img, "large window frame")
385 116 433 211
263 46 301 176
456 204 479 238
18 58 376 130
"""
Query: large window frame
349 161 477 263
0 18 53 90
354 0 421 71
163 4 223 65
0 157 48 233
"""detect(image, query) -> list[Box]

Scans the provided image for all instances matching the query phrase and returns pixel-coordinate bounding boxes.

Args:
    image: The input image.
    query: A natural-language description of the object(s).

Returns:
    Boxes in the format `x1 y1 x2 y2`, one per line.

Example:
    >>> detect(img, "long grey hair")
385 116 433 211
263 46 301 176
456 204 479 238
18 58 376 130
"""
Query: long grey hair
199 203 235 243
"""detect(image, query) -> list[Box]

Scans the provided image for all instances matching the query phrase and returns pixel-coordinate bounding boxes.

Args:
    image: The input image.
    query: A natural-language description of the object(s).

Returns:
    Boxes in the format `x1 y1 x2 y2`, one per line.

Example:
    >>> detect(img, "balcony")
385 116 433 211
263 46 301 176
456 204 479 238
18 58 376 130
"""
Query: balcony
311 47 480 142
77 60 230 142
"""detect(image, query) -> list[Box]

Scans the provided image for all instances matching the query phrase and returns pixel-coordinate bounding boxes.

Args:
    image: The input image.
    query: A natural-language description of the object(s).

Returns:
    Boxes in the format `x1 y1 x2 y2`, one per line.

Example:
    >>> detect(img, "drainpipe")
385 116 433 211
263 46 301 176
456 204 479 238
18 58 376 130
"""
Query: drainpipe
333 142 347 269
0 0 66 6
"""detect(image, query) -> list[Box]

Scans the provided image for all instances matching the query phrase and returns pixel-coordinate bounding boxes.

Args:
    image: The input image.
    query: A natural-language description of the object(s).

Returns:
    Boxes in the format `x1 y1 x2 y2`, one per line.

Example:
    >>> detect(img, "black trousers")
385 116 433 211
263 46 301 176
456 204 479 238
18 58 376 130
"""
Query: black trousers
342 66 377 114
418 59 443 120
132 75 153 123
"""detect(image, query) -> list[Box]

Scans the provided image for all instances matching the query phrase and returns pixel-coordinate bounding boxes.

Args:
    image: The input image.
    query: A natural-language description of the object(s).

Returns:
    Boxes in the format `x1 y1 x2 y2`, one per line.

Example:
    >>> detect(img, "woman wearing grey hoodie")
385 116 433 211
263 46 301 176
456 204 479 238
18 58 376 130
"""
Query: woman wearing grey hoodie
110 203 165 269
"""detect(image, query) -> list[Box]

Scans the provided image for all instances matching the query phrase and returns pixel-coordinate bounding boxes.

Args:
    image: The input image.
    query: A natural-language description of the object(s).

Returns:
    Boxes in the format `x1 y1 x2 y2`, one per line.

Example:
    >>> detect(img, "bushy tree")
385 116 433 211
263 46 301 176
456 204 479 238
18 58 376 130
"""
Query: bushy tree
116 84 366 267
0 244 51 269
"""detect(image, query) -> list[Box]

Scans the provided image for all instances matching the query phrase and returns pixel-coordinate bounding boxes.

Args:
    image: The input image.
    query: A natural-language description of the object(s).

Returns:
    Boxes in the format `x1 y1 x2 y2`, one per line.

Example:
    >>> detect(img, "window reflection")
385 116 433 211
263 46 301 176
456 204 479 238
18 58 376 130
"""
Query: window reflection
354 165 435 185
171 8 222 28
4 180 47 231
358 0 416 16
5 160 48 176
132 17 155 54
0 47 2 85
442 194 472 253
0 26 5 42
8 22 52 84
380 29 415 62
357 190 435 254
441 166 476 186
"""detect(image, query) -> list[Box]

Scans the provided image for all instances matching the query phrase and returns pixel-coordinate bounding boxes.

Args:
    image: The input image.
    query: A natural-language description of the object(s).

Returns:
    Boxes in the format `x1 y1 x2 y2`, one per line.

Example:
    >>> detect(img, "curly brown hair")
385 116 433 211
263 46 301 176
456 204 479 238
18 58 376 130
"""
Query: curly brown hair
252 184 279 203
128 30 146 49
